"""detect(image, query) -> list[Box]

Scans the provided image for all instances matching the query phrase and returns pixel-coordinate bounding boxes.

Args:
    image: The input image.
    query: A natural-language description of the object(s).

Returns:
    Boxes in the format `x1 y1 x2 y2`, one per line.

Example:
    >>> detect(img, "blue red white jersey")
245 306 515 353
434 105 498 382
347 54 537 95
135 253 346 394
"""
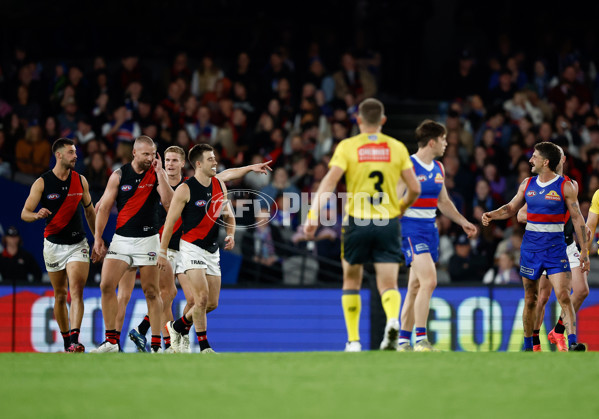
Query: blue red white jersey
402 155 444 224
523 174 568 251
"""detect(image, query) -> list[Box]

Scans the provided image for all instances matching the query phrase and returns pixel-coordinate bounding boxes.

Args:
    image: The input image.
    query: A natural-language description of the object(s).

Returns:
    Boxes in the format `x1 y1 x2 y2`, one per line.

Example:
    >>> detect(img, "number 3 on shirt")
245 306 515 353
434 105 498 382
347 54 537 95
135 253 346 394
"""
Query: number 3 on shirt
369 170 384 205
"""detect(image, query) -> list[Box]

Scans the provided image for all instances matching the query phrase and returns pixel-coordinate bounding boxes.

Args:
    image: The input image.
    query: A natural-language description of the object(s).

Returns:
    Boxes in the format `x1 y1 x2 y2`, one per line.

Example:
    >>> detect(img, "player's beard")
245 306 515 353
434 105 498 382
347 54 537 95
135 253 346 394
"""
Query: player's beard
63 158 76 170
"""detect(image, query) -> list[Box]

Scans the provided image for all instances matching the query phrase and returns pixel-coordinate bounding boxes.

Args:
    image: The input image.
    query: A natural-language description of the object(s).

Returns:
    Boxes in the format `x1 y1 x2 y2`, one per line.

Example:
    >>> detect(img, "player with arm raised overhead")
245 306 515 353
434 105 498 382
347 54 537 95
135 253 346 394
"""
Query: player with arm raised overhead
483 141 589 352
397 120 477 352
21 138 104 353
303 98 421 352
160 144 236 353
91 135 173 353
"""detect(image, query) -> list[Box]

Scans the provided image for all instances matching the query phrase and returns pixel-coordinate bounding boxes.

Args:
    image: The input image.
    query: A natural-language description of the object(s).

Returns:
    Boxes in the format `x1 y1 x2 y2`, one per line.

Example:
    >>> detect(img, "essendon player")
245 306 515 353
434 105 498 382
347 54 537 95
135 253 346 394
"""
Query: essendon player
125 146 272 352
160 144 236 354
91 136 173 353
21 138 103 353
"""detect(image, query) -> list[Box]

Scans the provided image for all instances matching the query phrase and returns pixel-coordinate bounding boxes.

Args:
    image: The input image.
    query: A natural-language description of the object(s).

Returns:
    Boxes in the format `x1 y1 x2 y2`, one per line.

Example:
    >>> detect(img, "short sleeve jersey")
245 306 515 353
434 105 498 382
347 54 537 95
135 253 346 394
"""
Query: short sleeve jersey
329 132 412 219
590 189 599 215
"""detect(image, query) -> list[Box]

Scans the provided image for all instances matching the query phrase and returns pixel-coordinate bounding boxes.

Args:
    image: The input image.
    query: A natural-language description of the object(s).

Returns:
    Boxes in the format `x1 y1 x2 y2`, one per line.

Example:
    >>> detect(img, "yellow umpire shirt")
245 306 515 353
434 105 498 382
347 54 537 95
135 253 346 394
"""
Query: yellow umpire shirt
590 189 599 252
329 132 412 220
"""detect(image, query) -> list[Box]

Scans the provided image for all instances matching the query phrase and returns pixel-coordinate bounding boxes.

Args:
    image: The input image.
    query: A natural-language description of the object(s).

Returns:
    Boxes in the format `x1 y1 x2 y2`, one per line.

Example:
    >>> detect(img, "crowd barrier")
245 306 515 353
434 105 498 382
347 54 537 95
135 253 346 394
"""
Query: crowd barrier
1 285 597 352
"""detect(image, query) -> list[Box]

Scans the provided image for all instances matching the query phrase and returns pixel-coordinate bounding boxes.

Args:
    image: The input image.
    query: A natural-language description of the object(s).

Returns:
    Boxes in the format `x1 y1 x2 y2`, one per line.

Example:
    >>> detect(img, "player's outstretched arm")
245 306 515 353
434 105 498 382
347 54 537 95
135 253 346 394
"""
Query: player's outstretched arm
303 165 344 239
564 181 590 272
21 178 51 222
482 178 528 226
216 160 273 182
158 183 189 271
438 183 477 237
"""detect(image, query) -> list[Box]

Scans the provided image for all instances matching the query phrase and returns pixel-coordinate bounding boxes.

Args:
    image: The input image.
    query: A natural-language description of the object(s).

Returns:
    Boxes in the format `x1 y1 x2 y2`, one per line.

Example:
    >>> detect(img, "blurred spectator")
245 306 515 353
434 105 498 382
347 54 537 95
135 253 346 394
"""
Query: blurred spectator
448 234 488 283
102 105 141 148
230 52 257 98
83 151 111 204
75 116 95 146
186 105 217 144
261 167 301 203
446 48 483 101
12 84 41 124
0 131 12 178
0 226 42 283
532 59 553 99
482 252 521 285
191 55 225 98
15 124 50 178
240 207 284 283
43 115 60 144
57 96 82 136
304 57 335 103
333 52 376 104
487 68 516 108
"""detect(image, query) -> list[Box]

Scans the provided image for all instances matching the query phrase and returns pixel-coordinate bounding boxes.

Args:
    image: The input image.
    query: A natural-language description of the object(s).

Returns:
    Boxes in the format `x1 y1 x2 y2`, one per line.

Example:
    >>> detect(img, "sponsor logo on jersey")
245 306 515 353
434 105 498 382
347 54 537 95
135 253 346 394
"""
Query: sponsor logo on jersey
417 175 427 182
47 193 60 200
357 143 390 162
148 252 156 257
195 200 207 207
545 190 561 201
434 173 444 184
121 185 133 192
81 249 88 254
527 190 537 197
367 134 378 141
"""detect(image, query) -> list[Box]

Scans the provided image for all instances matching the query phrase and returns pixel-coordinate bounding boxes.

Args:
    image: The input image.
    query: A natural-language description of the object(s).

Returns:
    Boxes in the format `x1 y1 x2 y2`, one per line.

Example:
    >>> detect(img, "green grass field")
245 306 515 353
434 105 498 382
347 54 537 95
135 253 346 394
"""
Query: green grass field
2 352 598 419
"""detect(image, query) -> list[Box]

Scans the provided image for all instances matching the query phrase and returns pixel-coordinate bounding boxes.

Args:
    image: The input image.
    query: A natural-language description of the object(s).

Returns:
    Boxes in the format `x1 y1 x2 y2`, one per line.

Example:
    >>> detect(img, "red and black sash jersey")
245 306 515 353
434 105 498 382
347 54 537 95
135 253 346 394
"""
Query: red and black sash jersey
115 163 160 238
156 176 187 251
40 170 86 245
181 176 225 253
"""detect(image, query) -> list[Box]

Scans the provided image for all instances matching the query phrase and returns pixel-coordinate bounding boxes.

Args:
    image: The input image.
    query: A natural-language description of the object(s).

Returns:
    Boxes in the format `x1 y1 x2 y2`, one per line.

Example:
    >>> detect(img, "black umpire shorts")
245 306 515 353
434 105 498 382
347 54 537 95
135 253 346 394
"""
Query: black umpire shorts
341 216 403 265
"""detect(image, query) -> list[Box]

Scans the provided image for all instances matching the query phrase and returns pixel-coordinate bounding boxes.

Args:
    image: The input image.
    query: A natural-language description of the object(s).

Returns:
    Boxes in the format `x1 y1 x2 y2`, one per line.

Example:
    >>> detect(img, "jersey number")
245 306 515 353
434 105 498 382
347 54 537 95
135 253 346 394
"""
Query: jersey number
369 171 384 205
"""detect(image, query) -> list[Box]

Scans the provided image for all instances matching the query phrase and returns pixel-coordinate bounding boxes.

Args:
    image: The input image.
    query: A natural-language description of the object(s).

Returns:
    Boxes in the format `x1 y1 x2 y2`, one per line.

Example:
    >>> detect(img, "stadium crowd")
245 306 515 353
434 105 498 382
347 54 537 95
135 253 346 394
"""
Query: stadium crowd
1 34 599 286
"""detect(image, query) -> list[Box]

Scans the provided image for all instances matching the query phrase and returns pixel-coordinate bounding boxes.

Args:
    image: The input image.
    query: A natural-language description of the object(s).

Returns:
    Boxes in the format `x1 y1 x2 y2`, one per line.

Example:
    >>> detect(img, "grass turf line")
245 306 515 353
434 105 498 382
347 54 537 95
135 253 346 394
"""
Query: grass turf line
2 352 598 419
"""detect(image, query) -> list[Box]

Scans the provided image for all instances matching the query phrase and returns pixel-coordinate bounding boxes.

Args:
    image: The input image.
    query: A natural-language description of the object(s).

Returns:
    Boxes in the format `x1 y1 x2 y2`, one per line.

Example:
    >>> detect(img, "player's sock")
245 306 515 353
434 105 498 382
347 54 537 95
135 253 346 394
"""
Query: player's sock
181 324 191 336
567 334 577 347
554 318 566 335
197 331 211 351
415 327 427 343
398 329 412 346
164 336 171 350
342 290 361 342
138 315 150 336
61 331 71 350
151 335 161 351
115 330 121 346
532 329 540 346
105 329 118 345
69 328 80 345
380 288 401 324
173 315 193 334
523 336 533 350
